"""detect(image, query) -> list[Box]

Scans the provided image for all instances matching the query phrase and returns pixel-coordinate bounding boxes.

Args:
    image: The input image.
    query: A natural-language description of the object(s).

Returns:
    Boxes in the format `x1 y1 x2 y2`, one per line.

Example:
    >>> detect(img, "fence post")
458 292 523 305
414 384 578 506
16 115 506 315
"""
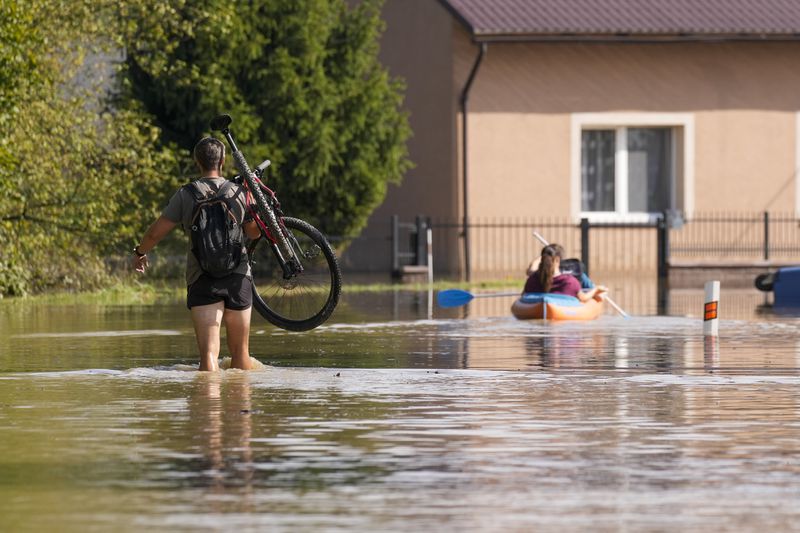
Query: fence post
580 217 590 275
763 211 770 261
391 215 400 272
415 215 427 266
427 227 433 284
657 210 671 280
657 210 671 314
427 216 433 281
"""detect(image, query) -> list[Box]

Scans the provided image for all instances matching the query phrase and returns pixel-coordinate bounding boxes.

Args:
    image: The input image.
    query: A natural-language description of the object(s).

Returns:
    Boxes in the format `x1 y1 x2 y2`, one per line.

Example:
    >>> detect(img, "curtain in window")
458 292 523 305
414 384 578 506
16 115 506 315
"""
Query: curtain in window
628 128 671 213
581 130 615 212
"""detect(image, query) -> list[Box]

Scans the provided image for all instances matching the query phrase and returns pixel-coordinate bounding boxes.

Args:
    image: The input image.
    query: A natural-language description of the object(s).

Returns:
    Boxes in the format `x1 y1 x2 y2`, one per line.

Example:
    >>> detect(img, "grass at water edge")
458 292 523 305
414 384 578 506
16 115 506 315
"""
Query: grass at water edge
0 278 522 307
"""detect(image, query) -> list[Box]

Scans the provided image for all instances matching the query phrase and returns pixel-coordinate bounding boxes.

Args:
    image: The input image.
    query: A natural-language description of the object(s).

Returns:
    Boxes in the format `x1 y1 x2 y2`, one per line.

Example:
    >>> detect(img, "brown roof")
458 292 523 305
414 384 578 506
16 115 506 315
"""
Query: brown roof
439 0 800 40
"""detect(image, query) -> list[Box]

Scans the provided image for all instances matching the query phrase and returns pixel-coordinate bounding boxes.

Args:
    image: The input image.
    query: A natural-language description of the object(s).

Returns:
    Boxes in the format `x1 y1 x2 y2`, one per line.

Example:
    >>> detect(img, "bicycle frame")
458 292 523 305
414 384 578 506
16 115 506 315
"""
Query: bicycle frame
207 114 341 331
213 118 302 280
243 168 306 277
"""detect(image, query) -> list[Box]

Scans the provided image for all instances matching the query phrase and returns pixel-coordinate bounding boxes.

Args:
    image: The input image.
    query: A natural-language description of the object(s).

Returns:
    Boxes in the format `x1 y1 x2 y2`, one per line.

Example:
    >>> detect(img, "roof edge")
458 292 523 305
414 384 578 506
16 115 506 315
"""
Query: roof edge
436 0 476 35
470 32 800 43
436 0 800 43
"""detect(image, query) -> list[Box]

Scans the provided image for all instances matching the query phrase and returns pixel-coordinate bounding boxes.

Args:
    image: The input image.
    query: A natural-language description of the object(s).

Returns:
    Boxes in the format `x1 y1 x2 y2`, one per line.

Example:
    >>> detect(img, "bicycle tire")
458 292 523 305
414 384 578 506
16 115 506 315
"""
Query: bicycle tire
755 273 774 292
250 217 342 331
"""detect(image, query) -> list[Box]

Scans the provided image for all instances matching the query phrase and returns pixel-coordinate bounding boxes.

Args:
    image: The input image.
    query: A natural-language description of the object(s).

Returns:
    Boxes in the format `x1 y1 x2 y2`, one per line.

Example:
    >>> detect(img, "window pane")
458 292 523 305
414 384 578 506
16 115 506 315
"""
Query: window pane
627 128 672 212
581 130 615 212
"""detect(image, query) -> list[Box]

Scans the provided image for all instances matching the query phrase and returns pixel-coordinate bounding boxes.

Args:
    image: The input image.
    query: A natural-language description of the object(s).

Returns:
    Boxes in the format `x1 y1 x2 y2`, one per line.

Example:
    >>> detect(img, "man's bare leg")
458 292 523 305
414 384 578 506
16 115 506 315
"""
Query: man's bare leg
191 302 225 371
223 306 253 370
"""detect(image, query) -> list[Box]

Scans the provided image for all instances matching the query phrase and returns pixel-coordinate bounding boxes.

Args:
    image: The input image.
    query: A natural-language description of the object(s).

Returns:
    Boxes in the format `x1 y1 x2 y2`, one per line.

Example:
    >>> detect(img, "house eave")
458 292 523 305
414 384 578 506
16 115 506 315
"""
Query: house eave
434 1 800 44
470 32 800 44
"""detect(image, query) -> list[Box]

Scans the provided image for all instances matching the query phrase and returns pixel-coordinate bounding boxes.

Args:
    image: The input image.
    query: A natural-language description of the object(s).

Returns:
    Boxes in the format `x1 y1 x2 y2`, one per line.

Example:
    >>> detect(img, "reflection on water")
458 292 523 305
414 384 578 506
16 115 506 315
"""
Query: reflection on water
451 284 775 321
188 374 254 495
1 289 799 531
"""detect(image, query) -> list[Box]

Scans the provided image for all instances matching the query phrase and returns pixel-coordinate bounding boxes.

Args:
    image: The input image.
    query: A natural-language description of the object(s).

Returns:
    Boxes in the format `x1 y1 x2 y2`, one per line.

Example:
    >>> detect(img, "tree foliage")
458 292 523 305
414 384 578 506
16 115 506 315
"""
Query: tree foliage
0 0 177 296
0 0 410 296
119 0 412 238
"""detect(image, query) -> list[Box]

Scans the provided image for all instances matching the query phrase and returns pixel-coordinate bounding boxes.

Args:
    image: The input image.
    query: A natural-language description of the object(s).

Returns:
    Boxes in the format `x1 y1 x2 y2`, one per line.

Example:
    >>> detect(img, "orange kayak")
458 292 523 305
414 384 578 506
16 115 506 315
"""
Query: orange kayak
511 293 603 320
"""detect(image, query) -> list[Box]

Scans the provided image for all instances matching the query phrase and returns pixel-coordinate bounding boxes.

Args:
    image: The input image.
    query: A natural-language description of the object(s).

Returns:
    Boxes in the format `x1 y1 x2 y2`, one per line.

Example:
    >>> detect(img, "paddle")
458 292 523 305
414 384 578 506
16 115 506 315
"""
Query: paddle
437 289 520 308
532 231 630 319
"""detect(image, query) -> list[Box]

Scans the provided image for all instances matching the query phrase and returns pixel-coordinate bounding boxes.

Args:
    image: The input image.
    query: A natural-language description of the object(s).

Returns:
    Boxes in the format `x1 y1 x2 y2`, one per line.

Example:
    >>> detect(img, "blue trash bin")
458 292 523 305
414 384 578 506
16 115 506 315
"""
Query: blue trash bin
773 266 800 307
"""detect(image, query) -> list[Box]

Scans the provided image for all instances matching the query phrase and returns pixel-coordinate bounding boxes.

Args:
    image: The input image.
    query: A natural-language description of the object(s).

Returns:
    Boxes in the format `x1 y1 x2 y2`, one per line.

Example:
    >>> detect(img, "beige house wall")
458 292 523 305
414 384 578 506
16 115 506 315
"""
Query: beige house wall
346 6 800 277
456 33 800 222
694 111 796 212
340 0 460 274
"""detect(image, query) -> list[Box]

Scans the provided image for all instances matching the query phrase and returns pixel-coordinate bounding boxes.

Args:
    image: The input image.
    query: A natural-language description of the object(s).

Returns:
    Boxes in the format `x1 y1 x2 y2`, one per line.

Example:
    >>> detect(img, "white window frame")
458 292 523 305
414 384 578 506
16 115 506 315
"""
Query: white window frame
571 113 695 224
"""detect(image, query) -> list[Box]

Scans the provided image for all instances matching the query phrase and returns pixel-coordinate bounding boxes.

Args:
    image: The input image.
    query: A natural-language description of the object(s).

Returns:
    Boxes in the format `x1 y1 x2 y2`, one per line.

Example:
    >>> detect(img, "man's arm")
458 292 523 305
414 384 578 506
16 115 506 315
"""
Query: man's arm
133 216 177 273
138 216 177 253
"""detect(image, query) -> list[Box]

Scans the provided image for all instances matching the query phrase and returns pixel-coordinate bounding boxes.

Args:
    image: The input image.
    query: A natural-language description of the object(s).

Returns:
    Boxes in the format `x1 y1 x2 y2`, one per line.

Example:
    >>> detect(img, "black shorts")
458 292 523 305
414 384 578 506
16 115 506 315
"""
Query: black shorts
187 273 253 310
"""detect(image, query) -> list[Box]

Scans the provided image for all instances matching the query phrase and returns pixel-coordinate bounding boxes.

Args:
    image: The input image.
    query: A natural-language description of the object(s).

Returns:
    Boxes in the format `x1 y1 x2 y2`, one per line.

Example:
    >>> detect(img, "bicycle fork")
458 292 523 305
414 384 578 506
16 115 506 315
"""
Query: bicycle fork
268 232 304 280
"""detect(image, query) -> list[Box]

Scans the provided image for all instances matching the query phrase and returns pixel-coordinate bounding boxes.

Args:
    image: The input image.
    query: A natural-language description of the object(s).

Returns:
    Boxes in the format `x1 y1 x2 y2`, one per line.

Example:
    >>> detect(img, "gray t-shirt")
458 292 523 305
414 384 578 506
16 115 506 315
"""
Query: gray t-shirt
162 177 254 285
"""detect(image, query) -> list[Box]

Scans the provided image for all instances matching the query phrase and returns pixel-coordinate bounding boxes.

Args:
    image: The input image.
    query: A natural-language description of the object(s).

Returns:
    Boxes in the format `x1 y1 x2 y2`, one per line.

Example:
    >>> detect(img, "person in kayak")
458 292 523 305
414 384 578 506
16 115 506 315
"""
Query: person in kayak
524 244 606 302
527 255 595 290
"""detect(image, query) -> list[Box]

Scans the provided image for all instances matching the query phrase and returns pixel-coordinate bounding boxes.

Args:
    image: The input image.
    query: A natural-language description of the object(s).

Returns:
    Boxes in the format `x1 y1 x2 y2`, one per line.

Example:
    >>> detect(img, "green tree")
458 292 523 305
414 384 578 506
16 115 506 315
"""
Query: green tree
0 0 176 296
0 0 410 296
0 1 38 170
119 0 412 238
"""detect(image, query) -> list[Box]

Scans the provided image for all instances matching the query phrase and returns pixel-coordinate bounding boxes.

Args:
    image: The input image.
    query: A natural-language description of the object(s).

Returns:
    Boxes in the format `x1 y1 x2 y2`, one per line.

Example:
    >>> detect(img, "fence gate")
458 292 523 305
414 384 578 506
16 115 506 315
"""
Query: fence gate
391 215 431 281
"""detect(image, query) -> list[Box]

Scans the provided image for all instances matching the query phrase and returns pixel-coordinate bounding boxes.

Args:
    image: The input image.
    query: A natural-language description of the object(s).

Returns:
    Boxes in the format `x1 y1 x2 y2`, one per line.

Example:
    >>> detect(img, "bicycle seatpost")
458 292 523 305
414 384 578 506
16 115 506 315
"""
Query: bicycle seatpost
221 129 239 153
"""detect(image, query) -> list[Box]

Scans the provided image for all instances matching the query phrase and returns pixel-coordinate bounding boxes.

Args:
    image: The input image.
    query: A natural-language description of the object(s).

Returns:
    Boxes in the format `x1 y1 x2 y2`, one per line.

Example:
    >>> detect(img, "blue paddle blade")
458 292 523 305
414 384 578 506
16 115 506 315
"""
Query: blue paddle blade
437 289 474 308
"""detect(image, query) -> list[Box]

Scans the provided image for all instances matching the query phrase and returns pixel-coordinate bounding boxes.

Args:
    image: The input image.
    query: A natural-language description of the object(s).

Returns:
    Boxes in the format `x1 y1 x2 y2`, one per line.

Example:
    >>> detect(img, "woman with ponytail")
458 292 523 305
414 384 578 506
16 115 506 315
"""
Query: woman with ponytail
524 244 606 302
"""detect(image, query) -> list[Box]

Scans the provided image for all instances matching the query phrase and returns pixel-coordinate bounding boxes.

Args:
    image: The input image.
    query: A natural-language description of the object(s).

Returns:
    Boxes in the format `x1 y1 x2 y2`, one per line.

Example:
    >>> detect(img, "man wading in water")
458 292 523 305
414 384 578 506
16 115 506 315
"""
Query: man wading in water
132 137 261 371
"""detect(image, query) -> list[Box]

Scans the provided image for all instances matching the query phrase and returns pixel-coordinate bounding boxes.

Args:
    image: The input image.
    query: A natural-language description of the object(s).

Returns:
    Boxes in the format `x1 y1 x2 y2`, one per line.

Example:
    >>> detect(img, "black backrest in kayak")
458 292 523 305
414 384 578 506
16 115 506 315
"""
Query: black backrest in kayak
560 258 585 280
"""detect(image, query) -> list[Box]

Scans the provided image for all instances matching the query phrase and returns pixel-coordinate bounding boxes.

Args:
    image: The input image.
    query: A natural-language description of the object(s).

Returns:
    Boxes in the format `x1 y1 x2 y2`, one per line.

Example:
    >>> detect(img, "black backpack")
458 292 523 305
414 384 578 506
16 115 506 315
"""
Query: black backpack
186 180 244 278
560 258 586 279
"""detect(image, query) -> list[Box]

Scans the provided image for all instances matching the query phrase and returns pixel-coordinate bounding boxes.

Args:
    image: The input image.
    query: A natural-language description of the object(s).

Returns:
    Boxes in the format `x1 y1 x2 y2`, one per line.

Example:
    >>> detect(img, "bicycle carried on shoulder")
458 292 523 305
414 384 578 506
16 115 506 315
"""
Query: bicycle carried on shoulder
210 114 341 331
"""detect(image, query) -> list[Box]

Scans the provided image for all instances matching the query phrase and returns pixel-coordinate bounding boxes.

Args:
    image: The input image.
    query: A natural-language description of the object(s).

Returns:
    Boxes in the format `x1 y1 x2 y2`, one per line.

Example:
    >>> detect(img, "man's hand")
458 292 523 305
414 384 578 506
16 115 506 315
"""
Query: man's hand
133 253 150 273
243 220 261 240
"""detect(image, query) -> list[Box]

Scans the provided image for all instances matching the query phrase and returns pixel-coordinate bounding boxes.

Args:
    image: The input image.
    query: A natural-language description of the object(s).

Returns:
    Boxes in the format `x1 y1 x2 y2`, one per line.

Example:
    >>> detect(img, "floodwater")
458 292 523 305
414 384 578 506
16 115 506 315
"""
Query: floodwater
1 288 799 532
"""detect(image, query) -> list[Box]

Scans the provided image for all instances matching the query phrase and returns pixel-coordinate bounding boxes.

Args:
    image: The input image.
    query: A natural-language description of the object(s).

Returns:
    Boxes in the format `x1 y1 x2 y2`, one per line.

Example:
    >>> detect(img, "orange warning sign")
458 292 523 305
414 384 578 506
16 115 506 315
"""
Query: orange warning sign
704 301 718 321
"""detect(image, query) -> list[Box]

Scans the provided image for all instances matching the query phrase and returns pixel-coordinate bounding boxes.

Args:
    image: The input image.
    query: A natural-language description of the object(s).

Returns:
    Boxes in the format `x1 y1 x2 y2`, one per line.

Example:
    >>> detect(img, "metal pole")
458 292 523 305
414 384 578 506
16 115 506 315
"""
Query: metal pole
763 211 770 261
391 215 399 273
657 210 671 314
427 227 433 285
580 217 590 275
415 215 426 266
658 210 672 279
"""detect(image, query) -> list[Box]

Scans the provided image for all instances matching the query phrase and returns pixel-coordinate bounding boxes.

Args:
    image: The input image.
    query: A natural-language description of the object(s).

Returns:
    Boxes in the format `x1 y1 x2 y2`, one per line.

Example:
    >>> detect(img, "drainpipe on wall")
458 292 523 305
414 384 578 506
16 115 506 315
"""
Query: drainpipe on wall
459 42 487 282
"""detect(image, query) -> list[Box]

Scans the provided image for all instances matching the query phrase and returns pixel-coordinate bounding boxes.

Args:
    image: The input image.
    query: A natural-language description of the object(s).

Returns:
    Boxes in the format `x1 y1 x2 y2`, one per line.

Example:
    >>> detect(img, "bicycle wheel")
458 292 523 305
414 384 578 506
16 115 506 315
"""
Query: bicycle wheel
250 217 342 331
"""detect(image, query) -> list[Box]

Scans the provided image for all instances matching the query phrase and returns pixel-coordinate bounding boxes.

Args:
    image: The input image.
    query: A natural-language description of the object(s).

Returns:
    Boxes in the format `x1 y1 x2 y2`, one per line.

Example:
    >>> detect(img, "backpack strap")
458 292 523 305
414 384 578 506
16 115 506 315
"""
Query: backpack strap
184 181 210 203
216 180 235 199
185 179 235 203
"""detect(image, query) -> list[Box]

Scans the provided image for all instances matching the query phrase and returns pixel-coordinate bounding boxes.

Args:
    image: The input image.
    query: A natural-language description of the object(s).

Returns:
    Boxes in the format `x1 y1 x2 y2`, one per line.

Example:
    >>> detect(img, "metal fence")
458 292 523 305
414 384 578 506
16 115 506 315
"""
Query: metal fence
430 218 584 280
390 211 800 281
670 212 800 261
119 211 800 282
425 217 660 280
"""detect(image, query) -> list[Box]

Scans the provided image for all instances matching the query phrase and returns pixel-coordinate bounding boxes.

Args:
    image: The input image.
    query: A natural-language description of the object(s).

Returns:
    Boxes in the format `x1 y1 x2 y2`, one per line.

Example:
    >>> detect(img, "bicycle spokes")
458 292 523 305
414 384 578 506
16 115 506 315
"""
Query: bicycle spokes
250 217 341 331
